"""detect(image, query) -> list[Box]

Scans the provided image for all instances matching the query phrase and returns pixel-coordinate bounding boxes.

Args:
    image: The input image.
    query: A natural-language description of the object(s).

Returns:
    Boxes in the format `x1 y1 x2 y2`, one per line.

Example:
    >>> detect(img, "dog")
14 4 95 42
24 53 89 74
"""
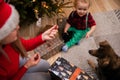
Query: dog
87 40 120 80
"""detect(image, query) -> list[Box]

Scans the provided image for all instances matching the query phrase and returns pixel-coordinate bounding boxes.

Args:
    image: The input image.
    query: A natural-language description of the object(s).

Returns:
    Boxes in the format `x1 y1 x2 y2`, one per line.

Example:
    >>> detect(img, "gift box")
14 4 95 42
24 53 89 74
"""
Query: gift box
34 35 64 60
49 57 96 80
34 25 64 59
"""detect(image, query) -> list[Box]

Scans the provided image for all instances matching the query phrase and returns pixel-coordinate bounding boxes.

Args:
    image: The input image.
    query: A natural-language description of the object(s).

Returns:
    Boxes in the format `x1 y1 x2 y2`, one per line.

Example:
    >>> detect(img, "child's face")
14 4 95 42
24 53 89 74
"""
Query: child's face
75 2 89 17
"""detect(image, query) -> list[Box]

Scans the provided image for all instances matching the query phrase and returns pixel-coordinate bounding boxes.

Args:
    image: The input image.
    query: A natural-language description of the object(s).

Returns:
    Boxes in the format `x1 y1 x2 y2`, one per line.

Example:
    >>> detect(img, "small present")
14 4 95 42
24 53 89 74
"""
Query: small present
34 35 64 59
49 57 96 80
34 25 64 59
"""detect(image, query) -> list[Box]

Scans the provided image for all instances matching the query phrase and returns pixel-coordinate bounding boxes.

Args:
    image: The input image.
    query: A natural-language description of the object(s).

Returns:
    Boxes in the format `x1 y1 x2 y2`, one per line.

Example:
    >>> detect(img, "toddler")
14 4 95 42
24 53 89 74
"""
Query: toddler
62 0 96 52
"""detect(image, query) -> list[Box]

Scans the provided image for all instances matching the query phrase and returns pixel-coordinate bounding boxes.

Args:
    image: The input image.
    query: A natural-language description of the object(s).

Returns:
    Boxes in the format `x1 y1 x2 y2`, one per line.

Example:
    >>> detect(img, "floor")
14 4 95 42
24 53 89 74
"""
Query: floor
19 1 120 79
47 0 120 65
45 1 120 79
63 0 120 16
20 0 120 38
19 0 120 65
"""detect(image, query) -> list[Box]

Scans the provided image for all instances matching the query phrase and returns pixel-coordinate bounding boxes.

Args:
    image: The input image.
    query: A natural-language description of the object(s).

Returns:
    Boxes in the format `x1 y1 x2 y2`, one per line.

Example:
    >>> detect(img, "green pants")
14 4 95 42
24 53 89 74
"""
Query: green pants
66 27 90 48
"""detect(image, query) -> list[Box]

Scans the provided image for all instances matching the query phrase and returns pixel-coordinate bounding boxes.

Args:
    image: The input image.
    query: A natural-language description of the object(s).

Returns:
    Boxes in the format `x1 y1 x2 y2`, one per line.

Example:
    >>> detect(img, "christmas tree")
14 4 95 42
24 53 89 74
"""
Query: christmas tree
8 0 72 26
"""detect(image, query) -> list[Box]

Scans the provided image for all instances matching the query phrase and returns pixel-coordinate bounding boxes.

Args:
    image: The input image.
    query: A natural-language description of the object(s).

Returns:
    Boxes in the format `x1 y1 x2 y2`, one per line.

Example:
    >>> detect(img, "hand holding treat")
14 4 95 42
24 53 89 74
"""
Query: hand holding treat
42 25 58 41
24 53 41 68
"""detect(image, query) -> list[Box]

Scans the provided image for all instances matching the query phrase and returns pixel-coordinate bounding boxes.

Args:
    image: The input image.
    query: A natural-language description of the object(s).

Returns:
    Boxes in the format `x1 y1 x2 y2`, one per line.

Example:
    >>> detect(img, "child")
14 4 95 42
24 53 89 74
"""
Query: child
0 0 58 80
62 0 96 52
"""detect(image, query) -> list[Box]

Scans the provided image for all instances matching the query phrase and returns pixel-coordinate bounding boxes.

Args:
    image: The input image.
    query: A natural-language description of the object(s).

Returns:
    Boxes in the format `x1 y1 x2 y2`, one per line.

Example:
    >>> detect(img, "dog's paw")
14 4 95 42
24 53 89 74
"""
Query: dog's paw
87 59 96 69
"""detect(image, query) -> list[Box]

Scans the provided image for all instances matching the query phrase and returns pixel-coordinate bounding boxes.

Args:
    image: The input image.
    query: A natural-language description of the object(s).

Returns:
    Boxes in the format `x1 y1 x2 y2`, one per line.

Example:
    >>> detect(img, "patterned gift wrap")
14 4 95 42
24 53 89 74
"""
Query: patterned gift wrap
34 35 64 59
49 57 96 80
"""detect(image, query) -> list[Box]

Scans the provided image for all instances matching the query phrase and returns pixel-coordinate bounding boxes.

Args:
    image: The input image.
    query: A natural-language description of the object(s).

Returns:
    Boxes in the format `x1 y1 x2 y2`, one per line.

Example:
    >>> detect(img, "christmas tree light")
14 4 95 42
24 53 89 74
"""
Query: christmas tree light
8 0 73 26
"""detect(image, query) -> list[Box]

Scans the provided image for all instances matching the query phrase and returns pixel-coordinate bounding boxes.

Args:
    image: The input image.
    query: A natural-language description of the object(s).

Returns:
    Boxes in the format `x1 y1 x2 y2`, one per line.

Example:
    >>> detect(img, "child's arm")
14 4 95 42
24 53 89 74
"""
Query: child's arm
86 25 96 38
64 23 71 33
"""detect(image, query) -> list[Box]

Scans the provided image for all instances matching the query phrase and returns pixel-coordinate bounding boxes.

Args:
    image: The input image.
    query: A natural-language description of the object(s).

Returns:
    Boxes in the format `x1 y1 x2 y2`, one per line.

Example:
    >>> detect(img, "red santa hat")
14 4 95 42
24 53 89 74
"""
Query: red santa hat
0 0 19 40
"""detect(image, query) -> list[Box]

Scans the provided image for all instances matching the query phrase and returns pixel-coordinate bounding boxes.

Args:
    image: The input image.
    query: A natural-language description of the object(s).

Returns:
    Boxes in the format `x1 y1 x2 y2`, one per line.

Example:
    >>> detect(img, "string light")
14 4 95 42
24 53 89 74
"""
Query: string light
41 1 47 7
32 0 36 2
34 9 39 19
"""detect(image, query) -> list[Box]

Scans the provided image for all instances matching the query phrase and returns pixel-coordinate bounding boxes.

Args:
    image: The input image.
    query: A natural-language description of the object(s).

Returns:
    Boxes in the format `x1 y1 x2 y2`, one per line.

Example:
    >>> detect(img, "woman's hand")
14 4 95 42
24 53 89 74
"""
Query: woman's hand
42 25 58 41
24 53 41 68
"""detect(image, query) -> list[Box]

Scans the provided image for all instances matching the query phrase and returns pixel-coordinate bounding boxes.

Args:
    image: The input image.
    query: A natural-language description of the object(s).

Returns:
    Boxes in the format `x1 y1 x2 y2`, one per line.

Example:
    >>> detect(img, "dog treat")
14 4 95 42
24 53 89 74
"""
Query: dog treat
34 54 39 60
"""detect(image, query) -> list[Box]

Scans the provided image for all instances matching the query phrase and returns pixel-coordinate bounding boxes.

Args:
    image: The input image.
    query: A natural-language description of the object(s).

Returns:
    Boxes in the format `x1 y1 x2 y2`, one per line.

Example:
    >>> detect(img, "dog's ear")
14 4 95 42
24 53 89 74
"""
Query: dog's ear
99 40 109 47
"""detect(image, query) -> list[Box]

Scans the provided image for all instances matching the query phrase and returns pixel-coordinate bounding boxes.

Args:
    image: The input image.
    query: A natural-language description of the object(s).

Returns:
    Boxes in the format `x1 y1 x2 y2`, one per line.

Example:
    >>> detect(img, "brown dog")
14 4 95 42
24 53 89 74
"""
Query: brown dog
87 40 120 80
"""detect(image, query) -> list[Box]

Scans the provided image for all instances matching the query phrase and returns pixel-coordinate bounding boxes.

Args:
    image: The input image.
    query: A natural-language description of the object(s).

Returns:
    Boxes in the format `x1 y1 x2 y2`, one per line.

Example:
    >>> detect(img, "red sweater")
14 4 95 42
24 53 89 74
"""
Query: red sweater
0 34 45 80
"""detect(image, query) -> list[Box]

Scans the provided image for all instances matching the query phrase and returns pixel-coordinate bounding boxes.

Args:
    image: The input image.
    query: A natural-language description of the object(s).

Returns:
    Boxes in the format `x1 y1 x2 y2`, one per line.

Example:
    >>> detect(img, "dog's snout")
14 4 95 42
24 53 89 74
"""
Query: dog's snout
89 50 96 56
88 49 97 57
89 50 92 54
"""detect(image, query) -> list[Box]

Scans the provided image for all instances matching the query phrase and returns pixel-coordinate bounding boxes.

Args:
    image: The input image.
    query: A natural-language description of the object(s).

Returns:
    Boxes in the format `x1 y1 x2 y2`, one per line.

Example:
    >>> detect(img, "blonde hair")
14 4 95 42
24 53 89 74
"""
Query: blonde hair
74 0 91 8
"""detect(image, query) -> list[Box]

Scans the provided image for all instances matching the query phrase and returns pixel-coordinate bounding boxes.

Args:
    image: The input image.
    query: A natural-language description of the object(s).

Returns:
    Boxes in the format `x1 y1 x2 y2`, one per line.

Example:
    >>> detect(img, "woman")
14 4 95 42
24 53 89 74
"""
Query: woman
0 0 58 80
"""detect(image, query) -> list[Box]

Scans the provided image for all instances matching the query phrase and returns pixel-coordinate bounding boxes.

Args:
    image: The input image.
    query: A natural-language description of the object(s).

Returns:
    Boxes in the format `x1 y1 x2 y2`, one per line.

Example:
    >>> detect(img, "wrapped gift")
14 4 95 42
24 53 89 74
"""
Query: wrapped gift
49 57 96 80
34 35 64 59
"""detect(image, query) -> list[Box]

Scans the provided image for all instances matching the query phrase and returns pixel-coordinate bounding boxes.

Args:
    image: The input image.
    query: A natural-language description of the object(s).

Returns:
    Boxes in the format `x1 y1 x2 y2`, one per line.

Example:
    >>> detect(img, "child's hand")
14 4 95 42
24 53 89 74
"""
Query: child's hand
24 53 41 68
42 25 58 41
86 31 91 38
86 26 96 38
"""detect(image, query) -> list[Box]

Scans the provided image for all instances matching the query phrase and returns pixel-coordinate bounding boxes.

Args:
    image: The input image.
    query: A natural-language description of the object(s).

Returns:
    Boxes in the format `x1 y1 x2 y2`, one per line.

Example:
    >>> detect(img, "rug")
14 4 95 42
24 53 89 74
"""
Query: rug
93 9 120 56
61 37 98 79
114 9 120 22
59 9 120 80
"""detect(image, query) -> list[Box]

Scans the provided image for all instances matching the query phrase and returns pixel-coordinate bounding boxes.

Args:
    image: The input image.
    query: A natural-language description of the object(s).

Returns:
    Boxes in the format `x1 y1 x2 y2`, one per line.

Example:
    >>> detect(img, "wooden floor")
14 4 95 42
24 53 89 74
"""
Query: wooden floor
63 0 120 17
89 0 120 13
